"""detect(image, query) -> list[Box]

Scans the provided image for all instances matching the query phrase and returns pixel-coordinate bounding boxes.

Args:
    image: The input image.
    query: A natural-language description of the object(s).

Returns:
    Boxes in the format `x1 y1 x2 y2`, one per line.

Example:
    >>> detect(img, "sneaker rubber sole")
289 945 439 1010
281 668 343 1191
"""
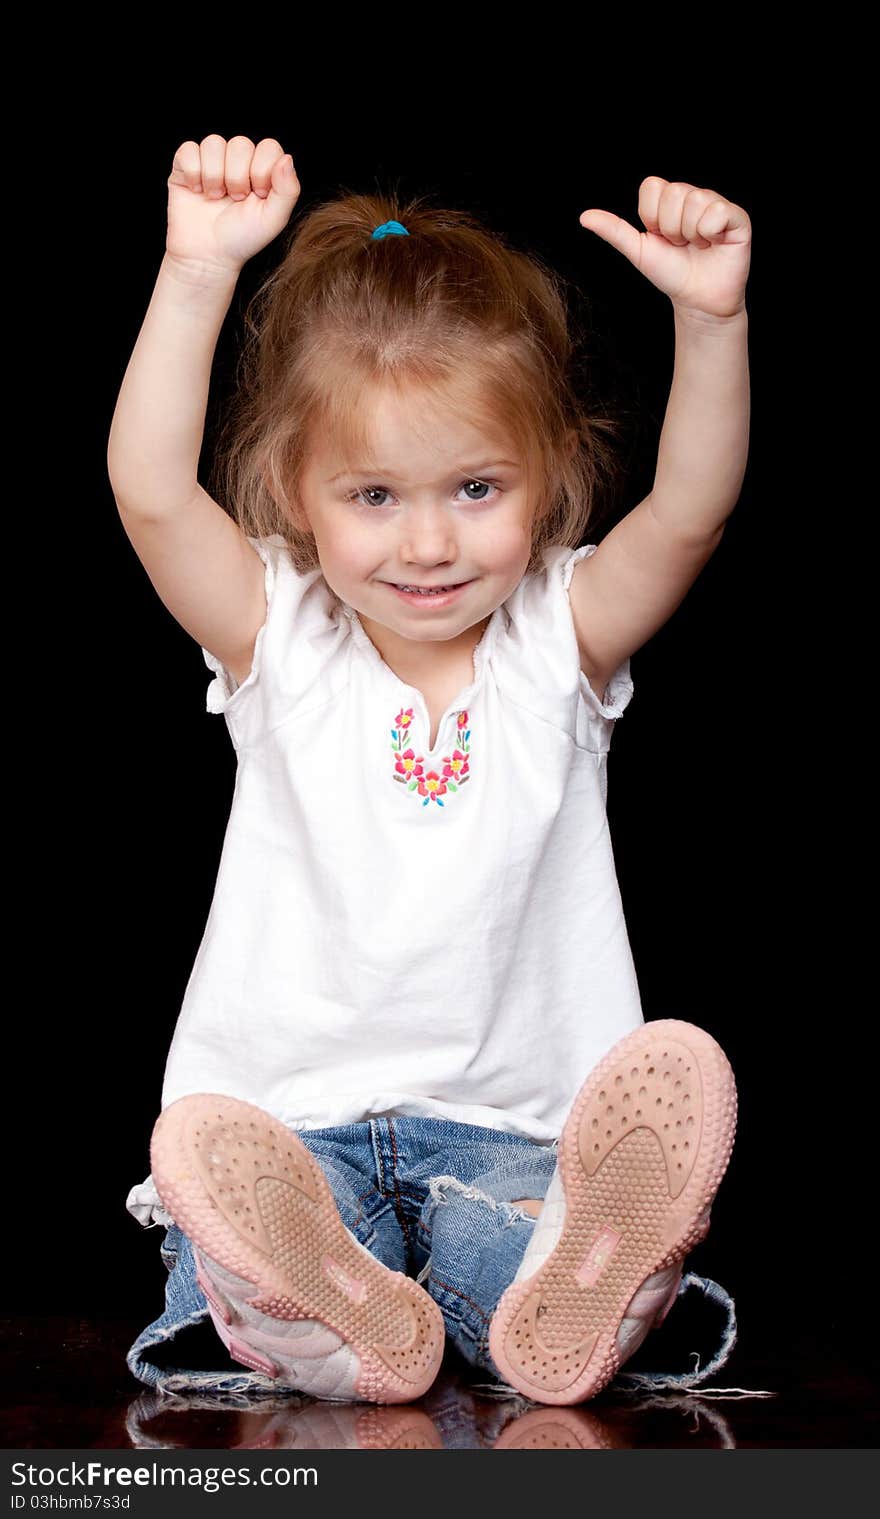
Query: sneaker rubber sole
150 1093 445 1404
487 1019 737 1404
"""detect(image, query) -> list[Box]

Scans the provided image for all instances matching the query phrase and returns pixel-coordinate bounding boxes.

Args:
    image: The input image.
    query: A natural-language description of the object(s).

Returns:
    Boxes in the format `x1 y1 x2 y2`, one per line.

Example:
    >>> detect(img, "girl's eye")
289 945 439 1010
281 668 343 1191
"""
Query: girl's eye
347 478 501 509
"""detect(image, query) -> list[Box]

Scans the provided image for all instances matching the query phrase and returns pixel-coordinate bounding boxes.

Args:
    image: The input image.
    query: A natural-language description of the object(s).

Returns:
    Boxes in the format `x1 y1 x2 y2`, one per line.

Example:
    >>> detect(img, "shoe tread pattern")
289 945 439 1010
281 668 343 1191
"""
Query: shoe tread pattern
488 1021 736 1404
151 1094 444 1403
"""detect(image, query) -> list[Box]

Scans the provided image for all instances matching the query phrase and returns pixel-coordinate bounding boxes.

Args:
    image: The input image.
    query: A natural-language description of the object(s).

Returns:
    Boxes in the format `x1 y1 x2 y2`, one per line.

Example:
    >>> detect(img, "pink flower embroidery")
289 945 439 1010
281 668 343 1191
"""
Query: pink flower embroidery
417 771 448 803
394 748 424 782
390 707 472 807
442 748 469 782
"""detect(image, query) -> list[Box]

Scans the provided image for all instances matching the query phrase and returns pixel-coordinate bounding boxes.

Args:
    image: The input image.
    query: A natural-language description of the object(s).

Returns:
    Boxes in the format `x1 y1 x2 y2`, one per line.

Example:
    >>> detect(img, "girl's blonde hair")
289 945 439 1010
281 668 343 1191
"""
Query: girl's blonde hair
208 187 627 577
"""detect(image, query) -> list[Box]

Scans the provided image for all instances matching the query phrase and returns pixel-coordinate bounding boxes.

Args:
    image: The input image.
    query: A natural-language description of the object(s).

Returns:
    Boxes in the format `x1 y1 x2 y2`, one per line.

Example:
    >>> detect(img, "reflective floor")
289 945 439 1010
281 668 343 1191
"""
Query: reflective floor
3 1317 876 1450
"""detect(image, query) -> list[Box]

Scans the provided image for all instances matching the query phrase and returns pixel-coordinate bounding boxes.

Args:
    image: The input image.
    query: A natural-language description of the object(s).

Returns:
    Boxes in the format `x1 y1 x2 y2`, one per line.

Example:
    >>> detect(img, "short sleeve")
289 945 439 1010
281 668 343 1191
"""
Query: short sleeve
561 544 634 748
202 534 278 715
200 533 346 748
496 542 633 753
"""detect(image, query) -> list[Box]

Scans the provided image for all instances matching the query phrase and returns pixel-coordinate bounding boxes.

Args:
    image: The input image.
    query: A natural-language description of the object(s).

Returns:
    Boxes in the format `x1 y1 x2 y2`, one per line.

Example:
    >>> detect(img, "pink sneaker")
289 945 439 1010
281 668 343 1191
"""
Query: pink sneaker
488 1020 736 1404
150 1094 445 1405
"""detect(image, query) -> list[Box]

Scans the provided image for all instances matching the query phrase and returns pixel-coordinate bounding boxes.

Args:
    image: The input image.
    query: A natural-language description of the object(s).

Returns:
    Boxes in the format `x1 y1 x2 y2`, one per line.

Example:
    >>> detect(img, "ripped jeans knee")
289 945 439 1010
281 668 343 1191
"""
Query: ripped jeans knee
426 1172 539 1228
413 1160 556 1378
416 1156 554 1278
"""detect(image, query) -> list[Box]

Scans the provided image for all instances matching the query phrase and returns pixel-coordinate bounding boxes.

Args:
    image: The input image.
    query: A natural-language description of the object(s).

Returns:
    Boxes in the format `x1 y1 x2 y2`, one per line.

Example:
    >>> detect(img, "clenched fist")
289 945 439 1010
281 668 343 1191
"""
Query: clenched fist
166 134 301 276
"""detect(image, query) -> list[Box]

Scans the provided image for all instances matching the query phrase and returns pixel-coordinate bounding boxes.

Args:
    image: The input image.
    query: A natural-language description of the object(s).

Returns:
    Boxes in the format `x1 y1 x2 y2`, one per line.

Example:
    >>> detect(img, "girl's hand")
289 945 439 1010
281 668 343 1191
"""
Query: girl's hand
579 177 751 321
166 135 301 277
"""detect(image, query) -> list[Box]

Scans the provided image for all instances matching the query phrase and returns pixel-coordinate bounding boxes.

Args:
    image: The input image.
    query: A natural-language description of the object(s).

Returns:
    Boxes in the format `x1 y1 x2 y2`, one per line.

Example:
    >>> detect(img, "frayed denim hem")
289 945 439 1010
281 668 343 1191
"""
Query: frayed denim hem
125 1299 310 1400
611 1272 776 1400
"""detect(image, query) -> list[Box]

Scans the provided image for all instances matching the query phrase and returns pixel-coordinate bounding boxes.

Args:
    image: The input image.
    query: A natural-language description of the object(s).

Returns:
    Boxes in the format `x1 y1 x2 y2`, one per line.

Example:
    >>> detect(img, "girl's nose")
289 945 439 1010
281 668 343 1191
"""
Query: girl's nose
399 506 459 566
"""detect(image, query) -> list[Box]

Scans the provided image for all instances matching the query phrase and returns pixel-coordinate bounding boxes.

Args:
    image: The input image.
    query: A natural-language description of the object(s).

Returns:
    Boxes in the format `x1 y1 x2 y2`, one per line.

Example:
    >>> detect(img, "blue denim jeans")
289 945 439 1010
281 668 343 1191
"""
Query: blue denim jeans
126 1115 738 1400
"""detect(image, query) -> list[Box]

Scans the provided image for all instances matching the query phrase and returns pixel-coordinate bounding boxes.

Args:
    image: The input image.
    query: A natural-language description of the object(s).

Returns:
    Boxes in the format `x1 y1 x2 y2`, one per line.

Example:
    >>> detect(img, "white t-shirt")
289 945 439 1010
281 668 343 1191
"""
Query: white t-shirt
126 535 644 1229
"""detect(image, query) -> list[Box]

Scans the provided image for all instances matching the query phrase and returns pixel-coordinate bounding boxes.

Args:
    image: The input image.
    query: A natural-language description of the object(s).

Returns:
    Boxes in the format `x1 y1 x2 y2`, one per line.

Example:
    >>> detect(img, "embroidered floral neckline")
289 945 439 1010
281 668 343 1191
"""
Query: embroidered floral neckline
390 707 471 807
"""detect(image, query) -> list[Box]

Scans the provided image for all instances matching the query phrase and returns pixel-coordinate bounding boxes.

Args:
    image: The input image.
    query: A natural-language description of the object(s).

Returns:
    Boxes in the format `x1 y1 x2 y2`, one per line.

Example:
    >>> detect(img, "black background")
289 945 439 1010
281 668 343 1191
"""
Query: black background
12 58 862 1379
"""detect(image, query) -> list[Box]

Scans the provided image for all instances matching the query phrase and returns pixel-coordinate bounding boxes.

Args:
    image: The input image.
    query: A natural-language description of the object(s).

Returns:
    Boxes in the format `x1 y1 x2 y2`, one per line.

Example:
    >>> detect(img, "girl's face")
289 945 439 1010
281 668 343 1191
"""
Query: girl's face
295 388 535 665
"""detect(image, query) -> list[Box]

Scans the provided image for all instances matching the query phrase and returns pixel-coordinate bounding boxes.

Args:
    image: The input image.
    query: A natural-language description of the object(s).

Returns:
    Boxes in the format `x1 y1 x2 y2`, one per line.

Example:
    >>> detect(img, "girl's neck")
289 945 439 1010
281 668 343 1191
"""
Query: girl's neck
356 611 492 688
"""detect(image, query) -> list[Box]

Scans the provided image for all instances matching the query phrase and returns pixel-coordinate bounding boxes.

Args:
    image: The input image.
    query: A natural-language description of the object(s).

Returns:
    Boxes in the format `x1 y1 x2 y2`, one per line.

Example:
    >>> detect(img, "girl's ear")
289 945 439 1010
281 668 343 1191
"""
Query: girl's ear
564 427 579 460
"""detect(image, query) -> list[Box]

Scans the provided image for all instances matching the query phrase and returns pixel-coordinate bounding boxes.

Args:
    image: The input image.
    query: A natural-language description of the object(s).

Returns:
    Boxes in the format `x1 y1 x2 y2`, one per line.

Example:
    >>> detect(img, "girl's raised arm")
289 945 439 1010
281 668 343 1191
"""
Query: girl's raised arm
107 135 300 685
568 177 751 699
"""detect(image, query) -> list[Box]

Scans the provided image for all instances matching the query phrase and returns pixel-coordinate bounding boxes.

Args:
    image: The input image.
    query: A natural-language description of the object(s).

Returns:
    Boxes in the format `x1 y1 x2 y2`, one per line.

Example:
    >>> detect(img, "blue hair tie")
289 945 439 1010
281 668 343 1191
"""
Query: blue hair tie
371 220 409 239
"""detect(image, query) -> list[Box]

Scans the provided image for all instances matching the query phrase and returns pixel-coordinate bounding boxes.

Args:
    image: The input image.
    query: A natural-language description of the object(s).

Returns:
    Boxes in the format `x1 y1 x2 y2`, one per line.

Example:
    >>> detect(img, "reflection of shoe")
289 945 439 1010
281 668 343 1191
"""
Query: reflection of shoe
488 1020 736 1405
350 1407 444 1450
150 1094 445 1405
231 1404 443 1450
125 1390 442 1450
493 1405 623 1449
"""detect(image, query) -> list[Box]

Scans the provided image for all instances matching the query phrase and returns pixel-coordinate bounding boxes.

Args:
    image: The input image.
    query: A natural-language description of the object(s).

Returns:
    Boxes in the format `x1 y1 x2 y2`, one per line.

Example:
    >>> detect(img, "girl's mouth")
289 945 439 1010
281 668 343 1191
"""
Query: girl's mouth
387 581 473 607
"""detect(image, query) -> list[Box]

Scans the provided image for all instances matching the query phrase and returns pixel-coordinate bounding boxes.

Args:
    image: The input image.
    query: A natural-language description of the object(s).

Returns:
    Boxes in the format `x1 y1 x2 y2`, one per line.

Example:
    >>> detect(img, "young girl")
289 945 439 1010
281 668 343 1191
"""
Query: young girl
111 134 751 1409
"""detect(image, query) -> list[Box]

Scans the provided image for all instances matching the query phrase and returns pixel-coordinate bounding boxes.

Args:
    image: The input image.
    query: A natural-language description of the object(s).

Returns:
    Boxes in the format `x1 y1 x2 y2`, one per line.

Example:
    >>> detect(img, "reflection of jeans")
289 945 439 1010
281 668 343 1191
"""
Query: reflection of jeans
126 1115 737 1399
